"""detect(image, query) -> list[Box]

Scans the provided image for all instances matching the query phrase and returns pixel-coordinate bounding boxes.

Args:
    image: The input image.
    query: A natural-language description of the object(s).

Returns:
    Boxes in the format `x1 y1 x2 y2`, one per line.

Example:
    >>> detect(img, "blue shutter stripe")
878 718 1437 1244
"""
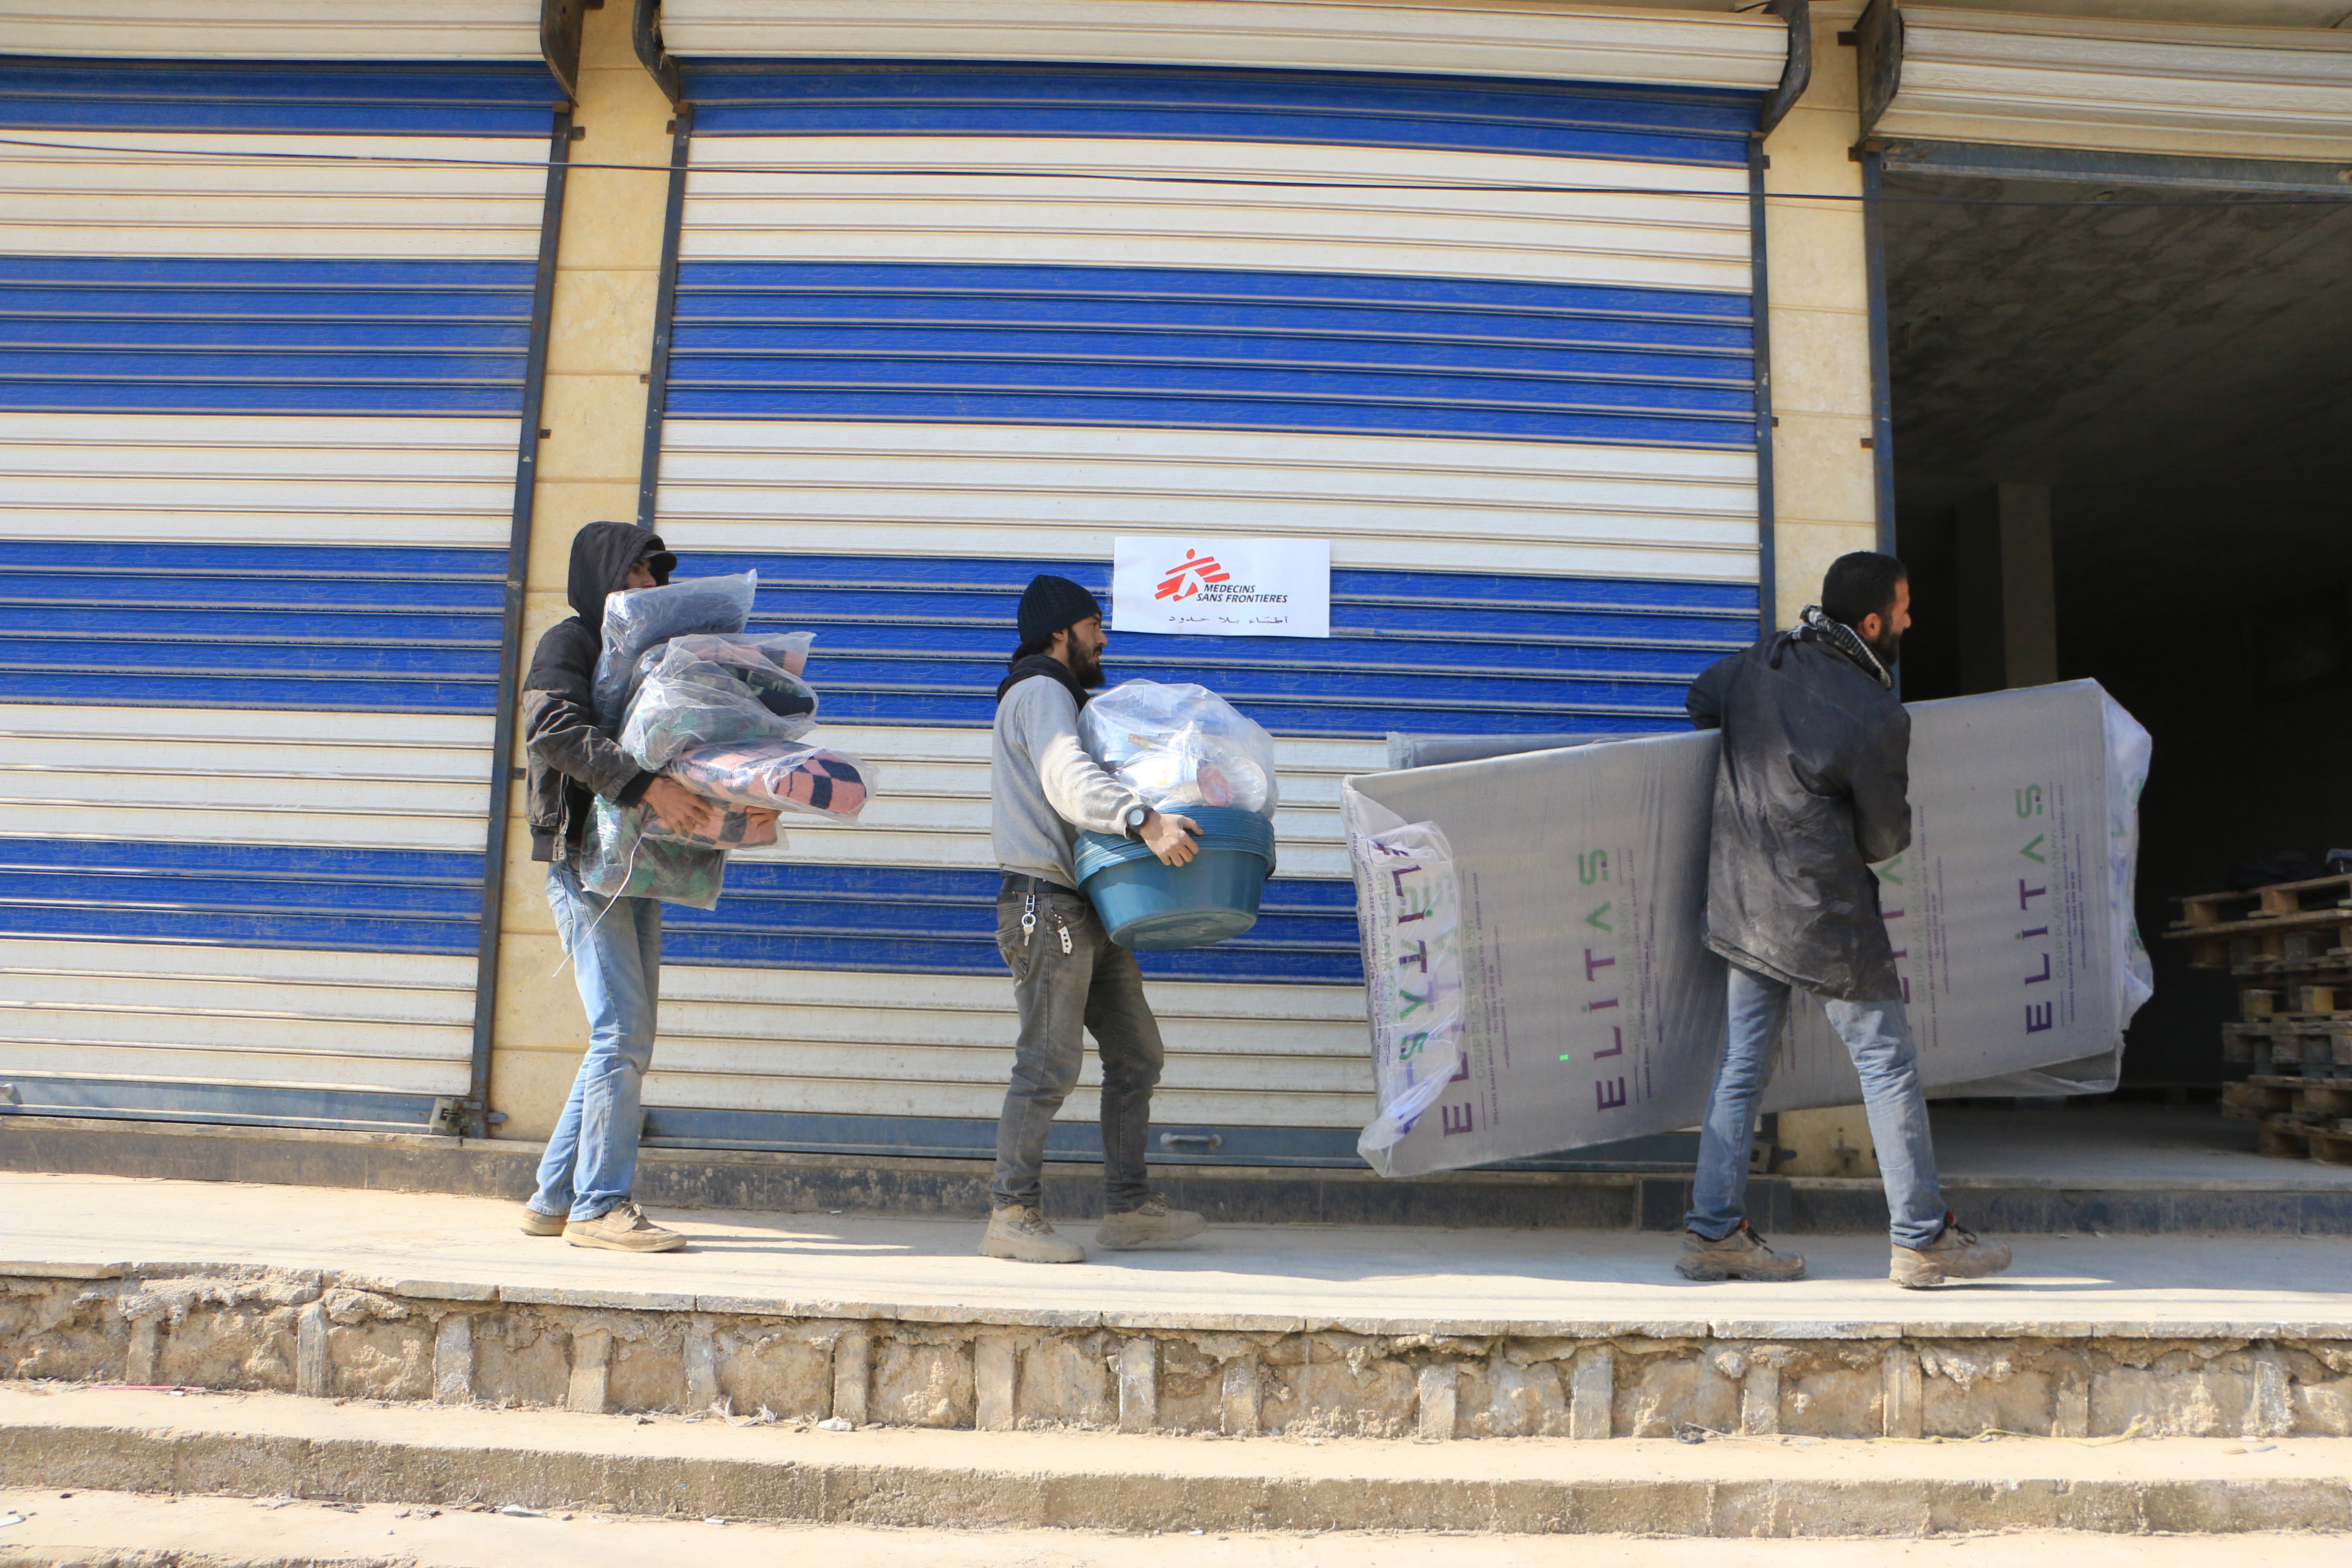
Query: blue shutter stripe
0 840 482 957
0 256 540 417
685 61 1757 164
691 552 1749 738
665 864 1362 987
0 59 565 135
0 542 507 713
668 260 1755 448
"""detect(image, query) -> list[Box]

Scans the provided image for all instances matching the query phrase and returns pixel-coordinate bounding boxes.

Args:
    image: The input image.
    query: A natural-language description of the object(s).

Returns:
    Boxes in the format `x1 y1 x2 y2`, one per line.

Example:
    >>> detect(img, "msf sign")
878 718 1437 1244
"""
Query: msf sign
1111 537 1331 639
1155 549 1231 601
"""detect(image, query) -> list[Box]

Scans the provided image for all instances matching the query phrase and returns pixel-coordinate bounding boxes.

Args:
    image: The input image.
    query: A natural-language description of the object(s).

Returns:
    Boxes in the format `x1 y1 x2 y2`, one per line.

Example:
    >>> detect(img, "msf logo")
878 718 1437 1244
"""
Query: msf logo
1155 549 1231 601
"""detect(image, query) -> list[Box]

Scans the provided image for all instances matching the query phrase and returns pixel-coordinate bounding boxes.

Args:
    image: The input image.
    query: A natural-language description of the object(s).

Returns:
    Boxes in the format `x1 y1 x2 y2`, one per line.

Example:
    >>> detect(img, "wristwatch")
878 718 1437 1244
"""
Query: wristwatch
1123 805 1152 836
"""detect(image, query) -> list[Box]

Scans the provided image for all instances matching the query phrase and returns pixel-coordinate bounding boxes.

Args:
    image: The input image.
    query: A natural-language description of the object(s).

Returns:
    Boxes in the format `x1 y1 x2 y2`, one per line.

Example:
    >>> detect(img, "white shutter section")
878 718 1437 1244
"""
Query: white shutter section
645 965 1375 1130
0 0 548 60
1865 6 2352 162
657 0 1788 89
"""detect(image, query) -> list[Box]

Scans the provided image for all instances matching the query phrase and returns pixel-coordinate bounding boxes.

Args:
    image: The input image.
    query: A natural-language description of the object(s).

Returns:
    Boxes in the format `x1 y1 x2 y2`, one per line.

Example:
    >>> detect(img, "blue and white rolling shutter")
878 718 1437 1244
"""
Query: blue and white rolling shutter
636 3 1780 1163
0 45 564 1132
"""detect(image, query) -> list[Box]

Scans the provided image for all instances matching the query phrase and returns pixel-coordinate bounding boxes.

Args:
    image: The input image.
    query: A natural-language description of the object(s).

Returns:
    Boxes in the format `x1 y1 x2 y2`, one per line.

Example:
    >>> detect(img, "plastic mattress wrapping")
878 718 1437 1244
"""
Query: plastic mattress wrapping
591 570 757 728
1080 680 1280 818
1344 680 2154 1177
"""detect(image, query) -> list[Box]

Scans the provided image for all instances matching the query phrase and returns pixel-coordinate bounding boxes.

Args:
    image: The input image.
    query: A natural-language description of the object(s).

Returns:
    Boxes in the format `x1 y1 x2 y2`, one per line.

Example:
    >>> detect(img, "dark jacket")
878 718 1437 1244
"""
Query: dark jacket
1686 613 1910 1001
522 521 667 861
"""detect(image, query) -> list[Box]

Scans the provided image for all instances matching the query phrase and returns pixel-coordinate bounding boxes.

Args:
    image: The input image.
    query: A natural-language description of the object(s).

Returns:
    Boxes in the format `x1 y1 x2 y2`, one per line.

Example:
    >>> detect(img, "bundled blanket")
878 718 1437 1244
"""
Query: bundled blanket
670 743 871 822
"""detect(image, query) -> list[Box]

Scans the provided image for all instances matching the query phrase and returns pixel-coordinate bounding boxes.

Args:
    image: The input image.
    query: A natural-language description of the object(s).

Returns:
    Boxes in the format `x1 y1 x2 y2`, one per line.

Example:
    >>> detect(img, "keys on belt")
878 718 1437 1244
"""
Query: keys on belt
1018 887 1072 954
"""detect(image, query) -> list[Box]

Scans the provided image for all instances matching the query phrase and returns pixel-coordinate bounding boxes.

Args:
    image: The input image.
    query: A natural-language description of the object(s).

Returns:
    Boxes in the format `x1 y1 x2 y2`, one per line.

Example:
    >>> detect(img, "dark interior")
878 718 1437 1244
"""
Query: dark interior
1883 169 2352 1089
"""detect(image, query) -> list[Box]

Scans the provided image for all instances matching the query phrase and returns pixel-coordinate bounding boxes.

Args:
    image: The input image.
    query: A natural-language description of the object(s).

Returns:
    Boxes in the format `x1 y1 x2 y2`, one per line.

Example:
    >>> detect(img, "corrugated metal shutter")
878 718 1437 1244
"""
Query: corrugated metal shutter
1860 5 2352 162
0 58 563 1131
0 2 547 61
637 54 1764 1164
658 0 1788 92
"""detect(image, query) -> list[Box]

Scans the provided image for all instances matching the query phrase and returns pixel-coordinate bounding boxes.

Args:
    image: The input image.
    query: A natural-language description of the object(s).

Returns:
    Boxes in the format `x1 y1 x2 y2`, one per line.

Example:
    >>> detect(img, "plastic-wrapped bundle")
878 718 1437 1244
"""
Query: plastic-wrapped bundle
638 802 781 849
576 797 728 909
591 571 757 726
1080 680 1279 818
619 631 817 769
670 742 873 822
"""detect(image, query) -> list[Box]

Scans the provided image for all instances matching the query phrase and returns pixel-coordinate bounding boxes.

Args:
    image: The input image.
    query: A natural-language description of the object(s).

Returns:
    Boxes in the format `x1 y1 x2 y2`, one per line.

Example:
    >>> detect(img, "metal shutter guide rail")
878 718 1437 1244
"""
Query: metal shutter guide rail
654 0 1789 92
1856 2 2352 163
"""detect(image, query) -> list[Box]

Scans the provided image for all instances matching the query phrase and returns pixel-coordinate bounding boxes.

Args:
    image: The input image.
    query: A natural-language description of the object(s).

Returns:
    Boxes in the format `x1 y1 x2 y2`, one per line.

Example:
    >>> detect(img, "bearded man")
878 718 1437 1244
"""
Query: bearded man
1674 551 2013 1289
980 574 1210 1263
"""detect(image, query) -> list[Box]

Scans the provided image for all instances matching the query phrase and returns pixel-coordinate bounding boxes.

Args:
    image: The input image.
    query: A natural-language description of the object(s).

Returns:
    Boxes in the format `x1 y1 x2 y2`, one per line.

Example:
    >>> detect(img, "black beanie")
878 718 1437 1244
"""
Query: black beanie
1017 574 1104 646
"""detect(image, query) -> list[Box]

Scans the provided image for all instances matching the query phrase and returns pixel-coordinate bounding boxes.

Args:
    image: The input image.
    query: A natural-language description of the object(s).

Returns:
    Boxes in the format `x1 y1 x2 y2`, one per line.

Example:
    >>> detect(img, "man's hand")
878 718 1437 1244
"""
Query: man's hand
1140 808 1200 867
642 775 723 840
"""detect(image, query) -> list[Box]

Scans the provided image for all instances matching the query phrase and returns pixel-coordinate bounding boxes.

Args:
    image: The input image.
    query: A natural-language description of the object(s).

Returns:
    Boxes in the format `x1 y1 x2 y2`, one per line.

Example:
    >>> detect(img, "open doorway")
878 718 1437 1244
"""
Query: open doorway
1882 169 2352 1095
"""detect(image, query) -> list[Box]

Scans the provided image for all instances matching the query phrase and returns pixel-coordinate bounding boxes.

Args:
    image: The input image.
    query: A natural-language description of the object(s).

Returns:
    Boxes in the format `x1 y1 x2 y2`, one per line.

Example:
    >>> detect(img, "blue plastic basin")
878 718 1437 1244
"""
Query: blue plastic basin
1074 805 1277 950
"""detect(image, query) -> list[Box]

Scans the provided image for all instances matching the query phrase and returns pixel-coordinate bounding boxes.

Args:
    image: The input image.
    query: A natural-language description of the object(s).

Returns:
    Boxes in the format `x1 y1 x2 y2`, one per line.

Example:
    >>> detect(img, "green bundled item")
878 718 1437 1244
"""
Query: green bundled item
576 797 727 910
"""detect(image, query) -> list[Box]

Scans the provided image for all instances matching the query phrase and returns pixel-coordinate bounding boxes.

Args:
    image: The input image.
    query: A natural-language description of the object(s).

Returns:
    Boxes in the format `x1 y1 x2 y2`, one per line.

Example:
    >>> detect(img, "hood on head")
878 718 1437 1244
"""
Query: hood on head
565 521 674 628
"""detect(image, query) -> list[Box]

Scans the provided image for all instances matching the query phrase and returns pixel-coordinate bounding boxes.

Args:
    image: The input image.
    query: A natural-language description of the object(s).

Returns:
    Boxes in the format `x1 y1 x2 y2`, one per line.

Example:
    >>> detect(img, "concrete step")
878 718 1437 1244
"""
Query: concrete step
1 1488 2340 1567
3 1387 2349 1539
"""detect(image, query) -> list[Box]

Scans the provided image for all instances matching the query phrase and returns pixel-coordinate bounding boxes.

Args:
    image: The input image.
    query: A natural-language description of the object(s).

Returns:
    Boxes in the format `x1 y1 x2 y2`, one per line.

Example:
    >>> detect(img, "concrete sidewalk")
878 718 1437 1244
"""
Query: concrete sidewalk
8 1172 2349 1334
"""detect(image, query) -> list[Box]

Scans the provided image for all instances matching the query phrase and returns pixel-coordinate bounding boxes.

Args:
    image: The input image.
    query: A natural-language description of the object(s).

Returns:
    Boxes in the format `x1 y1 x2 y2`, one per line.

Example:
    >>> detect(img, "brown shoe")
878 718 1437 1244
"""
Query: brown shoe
1891 1215 2011 1288
1675 1222 1806 1282
1095 1194 1207 1251
520 1206 567 1237
979 1204 1085 1264
564 1200 685 1253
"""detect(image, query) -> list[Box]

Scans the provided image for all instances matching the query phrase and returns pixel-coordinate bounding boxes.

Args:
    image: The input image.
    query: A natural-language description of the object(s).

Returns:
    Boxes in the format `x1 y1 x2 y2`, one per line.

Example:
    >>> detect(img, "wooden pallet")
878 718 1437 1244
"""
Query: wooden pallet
2167 874 2352 969
2233 1080 2352 1161
2257 1118 2312 1159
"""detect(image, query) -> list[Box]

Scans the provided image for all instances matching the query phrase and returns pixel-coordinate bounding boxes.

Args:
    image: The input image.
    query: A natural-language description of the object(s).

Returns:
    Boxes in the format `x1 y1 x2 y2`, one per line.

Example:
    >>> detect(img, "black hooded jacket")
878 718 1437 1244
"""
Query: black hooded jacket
1685 617 1911 1001
521 521 669 862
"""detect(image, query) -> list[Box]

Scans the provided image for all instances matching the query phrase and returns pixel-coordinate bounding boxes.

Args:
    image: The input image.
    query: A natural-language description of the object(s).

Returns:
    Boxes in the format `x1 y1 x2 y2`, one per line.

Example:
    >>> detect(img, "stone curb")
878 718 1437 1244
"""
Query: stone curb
6 1262 2349 1442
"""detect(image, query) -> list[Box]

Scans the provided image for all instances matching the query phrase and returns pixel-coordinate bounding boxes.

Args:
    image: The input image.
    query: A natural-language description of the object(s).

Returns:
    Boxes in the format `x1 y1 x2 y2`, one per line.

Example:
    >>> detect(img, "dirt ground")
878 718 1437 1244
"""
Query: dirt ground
0 1490 2338 1568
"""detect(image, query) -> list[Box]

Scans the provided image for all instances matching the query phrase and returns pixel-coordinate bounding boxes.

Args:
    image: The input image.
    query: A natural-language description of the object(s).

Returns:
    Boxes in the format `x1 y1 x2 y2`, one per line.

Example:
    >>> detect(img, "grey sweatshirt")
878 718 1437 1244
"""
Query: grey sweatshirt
992 674 1147 888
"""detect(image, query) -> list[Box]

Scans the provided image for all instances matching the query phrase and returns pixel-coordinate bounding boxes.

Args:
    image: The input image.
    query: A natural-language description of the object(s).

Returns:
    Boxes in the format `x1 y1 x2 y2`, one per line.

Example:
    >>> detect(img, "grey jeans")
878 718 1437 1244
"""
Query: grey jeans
991 882 1166 1213
1685 961 1948 1249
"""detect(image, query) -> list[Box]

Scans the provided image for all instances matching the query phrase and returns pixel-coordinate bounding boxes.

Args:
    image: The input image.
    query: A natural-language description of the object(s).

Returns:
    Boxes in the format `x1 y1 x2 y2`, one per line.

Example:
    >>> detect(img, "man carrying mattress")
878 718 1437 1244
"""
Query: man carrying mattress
983 574 1210 1264
1678 551 2013 1289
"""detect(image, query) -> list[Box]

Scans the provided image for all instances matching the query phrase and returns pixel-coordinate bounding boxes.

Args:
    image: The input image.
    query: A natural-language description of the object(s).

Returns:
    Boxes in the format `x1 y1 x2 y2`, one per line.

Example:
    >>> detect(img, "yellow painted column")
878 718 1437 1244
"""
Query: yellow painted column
1762 3 1883 1179
487 3 677 1141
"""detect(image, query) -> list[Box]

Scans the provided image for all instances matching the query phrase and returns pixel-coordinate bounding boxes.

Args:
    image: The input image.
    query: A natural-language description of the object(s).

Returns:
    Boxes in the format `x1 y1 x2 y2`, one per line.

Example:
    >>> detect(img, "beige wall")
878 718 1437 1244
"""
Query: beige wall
1764 1 1878 629
488 3 677 1141
1762 4 1885 1178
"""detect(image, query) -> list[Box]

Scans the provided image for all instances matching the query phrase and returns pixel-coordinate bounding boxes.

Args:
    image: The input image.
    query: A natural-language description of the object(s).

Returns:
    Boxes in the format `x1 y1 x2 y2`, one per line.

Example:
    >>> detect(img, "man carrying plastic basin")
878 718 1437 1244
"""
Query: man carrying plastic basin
984 574 1212 1264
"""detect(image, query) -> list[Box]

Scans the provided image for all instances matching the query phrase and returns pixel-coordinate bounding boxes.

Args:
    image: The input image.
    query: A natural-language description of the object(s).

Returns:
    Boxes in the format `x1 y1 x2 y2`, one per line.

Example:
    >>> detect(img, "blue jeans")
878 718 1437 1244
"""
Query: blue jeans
990 883 1165 1213
1685 962 1947 1249
530 860 662 1224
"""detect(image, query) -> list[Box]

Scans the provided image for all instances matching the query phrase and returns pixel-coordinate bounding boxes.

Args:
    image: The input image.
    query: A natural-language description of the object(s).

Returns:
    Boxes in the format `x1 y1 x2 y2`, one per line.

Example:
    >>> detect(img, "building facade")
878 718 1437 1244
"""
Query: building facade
4 0 2346 1169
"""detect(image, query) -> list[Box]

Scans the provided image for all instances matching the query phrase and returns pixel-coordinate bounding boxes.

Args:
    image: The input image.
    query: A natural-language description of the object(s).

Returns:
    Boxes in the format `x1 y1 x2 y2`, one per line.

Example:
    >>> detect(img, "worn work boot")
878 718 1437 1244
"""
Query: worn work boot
519 1206 567 1237
980 1204 1086 1264
564 1199 686 1253
1890 1215 2012 1288
1675 1222 1807 1282
1095 1194 1208 1251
